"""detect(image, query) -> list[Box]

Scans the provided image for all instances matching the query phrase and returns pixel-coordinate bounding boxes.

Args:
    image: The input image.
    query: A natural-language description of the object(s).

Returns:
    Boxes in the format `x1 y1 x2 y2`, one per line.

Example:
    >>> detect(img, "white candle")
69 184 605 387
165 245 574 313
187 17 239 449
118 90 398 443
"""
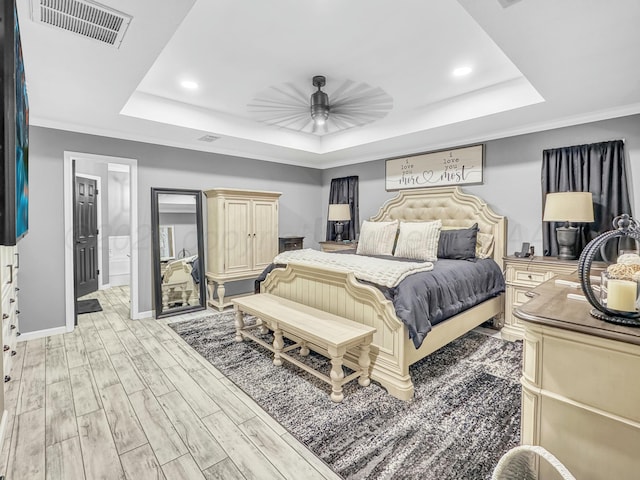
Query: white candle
607 279 637 312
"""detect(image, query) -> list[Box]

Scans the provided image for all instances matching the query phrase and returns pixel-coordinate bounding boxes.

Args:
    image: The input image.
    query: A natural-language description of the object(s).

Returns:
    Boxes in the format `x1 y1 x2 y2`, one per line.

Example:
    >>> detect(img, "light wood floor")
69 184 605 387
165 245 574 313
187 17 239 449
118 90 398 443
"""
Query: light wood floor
0 286 342 480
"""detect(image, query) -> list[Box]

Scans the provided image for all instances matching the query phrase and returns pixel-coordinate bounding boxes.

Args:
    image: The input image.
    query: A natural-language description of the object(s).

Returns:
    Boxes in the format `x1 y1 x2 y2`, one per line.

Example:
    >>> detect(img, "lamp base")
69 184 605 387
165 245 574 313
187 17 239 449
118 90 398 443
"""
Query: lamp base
334 222 345 243
556 226 578 260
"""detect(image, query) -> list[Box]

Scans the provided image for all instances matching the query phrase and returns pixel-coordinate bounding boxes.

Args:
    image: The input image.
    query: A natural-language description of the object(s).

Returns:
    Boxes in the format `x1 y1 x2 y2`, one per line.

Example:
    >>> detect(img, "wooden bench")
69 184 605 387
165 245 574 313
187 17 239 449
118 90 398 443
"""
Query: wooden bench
232 294 377 402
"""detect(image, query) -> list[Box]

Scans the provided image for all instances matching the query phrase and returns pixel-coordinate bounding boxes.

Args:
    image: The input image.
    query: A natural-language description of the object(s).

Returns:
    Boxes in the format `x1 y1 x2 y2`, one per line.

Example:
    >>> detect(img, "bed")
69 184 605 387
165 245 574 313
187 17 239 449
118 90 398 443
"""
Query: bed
259 186 506 400
161 255 201 309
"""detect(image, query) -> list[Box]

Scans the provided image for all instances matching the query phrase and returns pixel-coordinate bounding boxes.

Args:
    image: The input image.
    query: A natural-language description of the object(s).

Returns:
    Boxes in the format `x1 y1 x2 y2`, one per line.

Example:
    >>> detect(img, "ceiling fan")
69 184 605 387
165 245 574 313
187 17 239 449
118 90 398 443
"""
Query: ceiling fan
248 76 393 135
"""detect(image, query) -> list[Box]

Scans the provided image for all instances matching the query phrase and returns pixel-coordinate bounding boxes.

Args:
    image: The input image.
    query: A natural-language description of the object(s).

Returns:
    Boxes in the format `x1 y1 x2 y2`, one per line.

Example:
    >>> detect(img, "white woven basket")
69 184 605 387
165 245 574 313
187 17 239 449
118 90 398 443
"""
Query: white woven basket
491 445 576 480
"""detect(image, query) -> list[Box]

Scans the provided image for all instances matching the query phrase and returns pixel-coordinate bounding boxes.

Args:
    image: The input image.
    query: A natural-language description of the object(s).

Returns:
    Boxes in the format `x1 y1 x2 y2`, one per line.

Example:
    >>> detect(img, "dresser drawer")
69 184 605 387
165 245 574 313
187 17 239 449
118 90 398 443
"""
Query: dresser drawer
513 286 534 306
279 236 304 253
512 269 548 285
3 348 11 381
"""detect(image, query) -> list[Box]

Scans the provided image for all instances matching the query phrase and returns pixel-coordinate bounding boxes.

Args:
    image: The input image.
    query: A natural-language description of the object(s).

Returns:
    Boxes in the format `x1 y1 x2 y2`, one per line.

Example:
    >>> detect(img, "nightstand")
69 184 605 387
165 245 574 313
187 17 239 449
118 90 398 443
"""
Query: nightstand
502 255 580 341
279 236 304 253
319 241 358 252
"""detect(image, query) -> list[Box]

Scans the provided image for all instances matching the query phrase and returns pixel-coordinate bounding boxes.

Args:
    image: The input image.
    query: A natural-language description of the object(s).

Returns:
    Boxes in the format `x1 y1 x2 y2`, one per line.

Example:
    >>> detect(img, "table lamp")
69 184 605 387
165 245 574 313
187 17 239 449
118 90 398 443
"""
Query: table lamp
328 204 351 242
543 191 594 260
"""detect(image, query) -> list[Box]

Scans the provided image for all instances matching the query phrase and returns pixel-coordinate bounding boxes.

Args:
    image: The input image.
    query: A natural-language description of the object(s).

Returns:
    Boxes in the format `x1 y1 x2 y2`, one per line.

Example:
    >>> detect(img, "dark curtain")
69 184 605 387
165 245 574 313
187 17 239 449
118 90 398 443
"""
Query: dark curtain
542 140 631 259
326 176 359 241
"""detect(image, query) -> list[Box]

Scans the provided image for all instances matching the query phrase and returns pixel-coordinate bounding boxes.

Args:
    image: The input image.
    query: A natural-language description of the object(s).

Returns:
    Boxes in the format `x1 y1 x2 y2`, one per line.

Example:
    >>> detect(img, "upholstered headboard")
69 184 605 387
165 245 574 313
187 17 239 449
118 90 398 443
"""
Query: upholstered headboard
370 187 506 269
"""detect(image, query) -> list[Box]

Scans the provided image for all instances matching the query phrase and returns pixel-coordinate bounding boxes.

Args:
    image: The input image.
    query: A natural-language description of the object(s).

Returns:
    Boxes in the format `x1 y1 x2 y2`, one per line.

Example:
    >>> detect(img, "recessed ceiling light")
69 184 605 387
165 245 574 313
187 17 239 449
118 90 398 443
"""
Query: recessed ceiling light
452 66 472 77
180 80 199 90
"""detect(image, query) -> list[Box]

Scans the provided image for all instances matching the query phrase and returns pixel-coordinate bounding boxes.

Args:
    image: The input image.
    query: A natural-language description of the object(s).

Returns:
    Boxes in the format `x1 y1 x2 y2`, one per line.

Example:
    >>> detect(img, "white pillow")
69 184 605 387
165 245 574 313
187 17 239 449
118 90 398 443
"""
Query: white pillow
393 220 442 261
356 220 399 256
476 232 495 259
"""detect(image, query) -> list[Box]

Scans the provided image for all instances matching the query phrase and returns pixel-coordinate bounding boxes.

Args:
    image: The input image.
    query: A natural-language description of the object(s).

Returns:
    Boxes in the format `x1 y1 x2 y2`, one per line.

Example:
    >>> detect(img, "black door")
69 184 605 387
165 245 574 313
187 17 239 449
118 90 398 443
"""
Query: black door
75 176 99 298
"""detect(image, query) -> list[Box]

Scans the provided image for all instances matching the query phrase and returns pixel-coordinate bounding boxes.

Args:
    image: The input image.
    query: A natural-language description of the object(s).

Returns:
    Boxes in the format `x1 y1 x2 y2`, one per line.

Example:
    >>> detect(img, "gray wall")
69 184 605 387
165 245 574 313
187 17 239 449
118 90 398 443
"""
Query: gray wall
19 126 323 333
108 170 131 237
159 212 198 257
322 114 640 256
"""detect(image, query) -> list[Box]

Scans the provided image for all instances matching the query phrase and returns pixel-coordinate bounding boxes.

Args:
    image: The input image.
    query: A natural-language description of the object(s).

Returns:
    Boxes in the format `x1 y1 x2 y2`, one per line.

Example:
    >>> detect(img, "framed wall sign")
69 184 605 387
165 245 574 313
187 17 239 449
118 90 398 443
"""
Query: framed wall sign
385 144 484 191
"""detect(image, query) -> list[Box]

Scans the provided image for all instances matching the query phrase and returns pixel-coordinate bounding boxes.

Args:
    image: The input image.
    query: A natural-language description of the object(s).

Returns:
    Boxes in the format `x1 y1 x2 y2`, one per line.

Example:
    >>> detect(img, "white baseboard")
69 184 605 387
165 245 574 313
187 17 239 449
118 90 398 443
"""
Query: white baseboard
133 310 153 320
99 283 111 290
18 326 68 342
109 274 130 287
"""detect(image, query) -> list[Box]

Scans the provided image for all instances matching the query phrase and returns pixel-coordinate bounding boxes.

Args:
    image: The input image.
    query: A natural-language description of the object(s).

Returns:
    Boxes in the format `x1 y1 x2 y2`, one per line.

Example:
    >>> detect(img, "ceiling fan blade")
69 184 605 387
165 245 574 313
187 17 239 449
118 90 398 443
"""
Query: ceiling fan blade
328 112 354 130
249 77 392 135
328 79 355 102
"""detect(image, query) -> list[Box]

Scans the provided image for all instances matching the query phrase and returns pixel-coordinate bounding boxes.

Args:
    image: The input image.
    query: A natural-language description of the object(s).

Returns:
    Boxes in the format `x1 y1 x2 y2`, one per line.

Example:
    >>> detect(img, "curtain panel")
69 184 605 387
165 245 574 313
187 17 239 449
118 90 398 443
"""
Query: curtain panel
326 176 359 241
541 139 631 258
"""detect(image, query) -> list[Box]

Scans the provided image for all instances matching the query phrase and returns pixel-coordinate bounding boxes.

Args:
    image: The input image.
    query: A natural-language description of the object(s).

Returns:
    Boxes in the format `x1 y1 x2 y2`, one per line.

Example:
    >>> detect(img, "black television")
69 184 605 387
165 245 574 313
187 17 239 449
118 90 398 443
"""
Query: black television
0 0 28 246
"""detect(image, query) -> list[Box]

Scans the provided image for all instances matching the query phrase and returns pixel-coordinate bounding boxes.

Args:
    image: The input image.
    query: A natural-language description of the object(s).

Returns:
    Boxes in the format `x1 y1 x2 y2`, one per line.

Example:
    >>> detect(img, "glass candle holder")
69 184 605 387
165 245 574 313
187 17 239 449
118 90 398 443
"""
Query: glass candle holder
600 271 639 313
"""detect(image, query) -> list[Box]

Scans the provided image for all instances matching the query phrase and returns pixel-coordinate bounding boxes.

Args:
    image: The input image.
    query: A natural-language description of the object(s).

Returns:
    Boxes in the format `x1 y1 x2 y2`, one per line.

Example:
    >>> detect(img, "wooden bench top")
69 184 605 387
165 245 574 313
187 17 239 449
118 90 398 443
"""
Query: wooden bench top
233 294 376 349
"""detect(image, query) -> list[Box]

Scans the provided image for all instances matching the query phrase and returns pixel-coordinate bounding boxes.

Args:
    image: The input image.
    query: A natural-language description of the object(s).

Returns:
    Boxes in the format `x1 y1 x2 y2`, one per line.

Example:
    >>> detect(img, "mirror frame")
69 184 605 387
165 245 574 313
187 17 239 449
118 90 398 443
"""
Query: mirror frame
151 187 207 318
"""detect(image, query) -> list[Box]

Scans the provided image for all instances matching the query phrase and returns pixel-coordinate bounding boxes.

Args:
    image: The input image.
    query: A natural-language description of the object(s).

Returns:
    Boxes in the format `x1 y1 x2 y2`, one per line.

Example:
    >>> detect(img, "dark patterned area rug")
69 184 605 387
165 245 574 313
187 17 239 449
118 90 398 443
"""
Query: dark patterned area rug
169 312 522 480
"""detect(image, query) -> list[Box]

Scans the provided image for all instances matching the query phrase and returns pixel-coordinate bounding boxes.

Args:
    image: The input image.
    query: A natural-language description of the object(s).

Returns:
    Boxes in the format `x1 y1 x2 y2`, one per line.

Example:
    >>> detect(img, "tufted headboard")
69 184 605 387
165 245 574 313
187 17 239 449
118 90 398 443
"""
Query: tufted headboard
370 187 506 269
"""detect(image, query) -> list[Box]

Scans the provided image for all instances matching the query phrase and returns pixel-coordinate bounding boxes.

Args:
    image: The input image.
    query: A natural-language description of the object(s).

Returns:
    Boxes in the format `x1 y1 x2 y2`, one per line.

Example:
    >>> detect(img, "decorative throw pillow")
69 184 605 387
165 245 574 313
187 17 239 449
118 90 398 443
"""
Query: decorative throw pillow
442 225 495 259
393 220 442 261
437 223 478 260
476 232 495 259
356 220 399 256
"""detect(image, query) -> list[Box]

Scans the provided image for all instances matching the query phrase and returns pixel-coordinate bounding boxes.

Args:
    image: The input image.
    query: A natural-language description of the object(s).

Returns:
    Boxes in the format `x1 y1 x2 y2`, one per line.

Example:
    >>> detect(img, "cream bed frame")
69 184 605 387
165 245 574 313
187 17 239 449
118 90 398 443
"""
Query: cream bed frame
261 186 506 400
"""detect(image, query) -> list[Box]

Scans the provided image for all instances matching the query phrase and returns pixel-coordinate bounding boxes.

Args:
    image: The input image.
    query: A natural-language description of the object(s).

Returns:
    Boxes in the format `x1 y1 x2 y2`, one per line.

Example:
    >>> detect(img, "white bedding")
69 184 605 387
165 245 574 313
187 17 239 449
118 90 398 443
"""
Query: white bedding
272 248 433 288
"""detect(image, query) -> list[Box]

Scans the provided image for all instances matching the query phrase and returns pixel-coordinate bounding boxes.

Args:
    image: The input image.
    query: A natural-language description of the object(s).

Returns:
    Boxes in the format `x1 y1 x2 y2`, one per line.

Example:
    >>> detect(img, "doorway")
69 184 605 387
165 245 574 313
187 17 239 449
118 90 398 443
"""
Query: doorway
64 152 140 332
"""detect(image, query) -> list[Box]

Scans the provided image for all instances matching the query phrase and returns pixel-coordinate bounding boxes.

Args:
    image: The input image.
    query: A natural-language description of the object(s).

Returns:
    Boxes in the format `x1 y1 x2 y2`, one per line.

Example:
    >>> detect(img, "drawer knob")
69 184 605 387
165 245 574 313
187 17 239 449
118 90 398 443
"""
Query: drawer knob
15 310 19 315
16 331 20 337
9 298 15 304
14 287 19 292
4 375 10 383
2 314 8 320
10 350 15 356
3 345 9 352
10 324 16 330
527 274 532 279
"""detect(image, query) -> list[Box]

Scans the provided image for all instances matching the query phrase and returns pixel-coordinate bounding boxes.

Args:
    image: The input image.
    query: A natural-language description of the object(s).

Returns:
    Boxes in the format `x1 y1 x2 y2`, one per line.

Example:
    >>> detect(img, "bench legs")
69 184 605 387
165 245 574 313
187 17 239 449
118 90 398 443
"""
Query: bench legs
358 340 372 387
327 346 346 403
273 327 284 366
234 308 245 342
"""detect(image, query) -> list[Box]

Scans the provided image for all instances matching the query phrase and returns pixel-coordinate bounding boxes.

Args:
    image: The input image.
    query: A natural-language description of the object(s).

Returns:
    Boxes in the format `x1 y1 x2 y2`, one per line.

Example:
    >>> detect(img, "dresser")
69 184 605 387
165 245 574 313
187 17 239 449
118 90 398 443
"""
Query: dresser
502 256 579 341
278 236 304 253
1 246 19 383
319 241 358 253
515 276 640 480
204 188 281 311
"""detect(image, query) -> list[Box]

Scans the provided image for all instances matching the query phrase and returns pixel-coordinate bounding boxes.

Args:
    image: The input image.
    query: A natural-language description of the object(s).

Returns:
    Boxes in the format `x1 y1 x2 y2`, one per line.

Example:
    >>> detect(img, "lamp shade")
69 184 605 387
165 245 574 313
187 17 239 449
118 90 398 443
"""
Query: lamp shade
543 192 594 223
328 204 351 221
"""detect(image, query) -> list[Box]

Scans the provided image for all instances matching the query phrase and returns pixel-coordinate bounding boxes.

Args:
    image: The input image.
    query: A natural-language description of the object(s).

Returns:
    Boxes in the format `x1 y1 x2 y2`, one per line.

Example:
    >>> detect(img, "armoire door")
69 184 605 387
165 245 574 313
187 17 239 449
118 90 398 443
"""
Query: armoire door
224 199 252 273
252 200 278 270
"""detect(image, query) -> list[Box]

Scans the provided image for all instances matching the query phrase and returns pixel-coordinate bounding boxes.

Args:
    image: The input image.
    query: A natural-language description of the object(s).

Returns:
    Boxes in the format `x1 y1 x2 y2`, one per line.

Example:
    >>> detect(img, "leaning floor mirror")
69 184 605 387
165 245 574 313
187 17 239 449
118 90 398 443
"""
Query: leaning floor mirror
151 188 207 318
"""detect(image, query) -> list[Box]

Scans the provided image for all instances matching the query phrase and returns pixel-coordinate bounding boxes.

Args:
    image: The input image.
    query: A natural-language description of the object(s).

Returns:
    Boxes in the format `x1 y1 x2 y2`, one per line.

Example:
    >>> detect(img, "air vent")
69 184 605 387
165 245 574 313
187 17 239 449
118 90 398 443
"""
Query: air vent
198 135 220 143
30 0 132 48
497 0 523 7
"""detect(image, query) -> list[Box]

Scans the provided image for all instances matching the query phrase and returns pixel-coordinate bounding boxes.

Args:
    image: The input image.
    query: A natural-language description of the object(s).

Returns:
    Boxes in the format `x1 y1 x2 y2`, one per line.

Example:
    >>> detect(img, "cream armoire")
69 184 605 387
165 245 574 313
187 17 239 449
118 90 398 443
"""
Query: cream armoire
204 188 281 310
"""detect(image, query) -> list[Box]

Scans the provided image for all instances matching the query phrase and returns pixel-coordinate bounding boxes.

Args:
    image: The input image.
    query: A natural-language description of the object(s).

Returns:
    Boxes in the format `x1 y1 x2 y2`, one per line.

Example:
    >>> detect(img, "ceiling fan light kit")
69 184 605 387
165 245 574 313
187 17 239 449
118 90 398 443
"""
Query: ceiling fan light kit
310 75 330 126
